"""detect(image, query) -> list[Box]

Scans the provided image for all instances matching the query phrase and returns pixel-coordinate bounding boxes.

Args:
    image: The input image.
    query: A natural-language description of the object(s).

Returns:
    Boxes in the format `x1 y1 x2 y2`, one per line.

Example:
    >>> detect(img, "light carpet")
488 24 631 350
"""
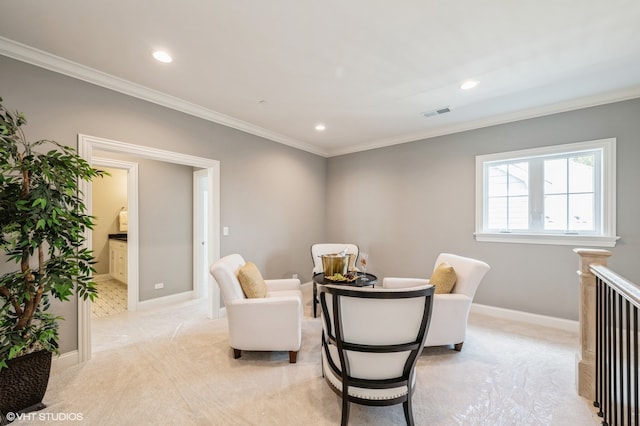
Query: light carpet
22 298 600 425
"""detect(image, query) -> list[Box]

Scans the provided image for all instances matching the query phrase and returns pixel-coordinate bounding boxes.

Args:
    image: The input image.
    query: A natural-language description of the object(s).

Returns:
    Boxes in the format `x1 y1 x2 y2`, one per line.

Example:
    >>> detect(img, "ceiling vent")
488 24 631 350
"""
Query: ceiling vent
422 106 451 118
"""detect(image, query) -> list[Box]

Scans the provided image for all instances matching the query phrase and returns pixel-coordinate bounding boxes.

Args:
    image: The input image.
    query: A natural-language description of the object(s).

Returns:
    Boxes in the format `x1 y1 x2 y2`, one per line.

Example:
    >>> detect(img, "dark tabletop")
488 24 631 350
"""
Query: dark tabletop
313 273 377 287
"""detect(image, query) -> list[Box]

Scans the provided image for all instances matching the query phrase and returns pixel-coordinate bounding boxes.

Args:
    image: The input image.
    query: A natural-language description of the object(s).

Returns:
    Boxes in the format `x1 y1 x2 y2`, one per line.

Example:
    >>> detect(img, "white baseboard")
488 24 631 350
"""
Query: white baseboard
51 350 79 372
471 303 579 333
136 290 195 311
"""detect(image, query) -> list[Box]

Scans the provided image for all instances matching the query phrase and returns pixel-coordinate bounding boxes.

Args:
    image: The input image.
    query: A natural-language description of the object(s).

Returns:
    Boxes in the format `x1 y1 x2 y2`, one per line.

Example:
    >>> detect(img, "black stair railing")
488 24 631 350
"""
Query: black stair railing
593 265 640 426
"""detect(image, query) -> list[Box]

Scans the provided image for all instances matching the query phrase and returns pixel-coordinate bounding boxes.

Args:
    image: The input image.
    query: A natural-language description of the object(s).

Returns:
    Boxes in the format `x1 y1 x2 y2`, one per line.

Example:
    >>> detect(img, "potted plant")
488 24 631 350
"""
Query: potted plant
0 97 103 420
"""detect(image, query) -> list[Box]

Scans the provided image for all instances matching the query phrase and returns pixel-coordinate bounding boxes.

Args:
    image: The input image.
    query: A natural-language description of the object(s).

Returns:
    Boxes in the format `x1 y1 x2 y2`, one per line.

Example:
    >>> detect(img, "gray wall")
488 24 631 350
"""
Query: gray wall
1 53 639 357
0 56 327 353
137 158 193 301
327 98 640 321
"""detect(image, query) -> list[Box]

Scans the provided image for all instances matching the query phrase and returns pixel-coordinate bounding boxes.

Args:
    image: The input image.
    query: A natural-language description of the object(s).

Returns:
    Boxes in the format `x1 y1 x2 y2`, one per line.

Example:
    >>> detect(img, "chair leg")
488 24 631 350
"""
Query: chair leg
454 342 464 352
233 348 241 359
403 399 415 426
289 351 298 363
341 397 350 426
313 282 318 318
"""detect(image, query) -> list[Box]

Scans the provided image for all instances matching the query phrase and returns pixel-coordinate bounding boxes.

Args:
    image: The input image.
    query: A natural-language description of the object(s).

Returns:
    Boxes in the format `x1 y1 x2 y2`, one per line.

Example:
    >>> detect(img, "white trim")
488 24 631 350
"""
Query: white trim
93 157 139 313
192 170 206 298
77 134 221 365
471 303 579 333
137 291 196 311
51 350 79 372
476 138 615 163
474 233 620 247
84 135 216 168
208 168 221 319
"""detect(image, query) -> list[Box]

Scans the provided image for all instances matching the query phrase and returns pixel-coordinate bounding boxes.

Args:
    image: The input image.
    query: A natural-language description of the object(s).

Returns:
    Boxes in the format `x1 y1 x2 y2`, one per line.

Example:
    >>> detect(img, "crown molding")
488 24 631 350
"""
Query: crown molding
326 87 640 157
0 37 329 157
2 36 639 159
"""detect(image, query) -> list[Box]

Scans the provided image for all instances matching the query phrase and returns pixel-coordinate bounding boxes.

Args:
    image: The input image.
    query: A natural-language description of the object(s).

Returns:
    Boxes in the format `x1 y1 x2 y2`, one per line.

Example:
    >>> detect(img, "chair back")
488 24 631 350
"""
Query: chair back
311 243 359 274
209 254 247 303
435 253 490 299
319 284 434 405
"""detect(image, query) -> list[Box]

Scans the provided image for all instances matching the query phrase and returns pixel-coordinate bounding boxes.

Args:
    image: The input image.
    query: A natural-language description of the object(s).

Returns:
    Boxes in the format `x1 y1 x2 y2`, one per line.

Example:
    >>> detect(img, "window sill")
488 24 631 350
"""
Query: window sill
474 232 620 247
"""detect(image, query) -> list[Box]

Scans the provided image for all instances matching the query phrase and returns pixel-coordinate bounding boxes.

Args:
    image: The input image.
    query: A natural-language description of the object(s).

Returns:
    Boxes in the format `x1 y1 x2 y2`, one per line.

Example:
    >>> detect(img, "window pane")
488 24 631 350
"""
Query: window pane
544 158 567 195
487 165 507 197
544 194 567 230
487 197 507 229
508 196 528 230
487 162 529 230
569 155 594 193
508 162 528 196
569 193 594 231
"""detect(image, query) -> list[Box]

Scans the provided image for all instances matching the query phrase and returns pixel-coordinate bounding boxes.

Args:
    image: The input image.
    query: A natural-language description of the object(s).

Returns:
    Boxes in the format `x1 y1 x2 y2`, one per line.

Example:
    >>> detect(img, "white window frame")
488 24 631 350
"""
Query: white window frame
475 138 619 247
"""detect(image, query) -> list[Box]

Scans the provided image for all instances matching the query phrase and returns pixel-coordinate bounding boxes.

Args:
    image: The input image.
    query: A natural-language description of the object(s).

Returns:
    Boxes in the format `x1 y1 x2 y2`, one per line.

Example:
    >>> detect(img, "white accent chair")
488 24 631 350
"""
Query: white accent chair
319 284 434 426
209 254 303 363
383 253 490 352
311 243 359 317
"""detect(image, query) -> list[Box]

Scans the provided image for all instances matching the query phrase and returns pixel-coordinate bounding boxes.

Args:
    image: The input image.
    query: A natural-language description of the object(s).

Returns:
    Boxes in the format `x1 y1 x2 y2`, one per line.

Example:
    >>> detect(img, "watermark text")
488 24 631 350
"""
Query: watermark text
2 411 84 422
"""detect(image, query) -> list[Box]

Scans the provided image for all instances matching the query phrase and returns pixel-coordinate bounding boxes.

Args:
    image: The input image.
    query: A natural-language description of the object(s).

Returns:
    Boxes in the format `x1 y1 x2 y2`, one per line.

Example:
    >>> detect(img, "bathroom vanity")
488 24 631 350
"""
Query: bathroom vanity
108 234 128 285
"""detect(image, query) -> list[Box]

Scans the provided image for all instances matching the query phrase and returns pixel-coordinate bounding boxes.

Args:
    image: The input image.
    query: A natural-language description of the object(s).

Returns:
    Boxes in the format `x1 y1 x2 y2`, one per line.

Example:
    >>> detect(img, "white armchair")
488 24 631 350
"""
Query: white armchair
209 254 303 363
383 253 490 351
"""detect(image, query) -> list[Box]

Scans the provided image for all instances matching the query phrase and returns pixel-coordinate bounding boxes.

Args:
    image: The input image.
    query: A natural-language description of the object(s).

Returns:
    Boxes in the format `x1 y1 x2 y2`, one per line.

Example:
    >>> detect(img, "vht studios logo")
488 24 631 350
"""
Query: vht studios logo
2 411 84 422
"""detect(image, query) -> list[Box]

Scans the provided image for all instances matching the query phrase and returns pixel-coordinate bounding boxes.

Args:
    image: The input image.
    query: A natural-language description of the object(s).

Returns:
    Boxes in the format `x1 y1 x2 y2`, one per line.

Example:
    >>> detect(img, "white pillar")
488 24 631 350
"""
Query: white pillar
573 248 612 400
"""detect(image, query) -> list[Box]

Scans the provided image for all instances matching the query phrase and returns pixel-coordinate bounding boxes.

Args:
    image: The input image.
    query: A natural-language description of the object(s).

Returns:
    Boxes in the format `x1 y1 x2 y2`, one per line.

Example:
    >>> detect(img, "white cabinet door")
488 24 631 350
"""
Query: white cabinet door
109 239 128 285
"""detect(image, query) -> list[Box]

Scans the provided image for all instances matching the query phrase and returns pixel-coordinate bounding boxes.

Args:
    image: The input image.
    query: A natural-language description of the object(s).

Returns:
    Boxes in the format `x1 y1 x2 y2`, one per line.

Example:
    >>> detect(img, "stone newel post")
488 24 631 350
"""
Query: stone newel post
573 248 612 400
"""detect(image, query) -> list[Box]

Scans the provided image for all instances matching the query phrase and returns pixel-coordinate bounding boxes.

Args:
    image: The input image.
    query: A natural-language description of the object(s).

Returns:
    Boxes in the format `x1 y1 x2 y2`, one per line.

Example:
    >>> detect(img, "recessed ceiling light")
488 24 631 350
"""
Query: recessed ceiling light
460 80 478 90
152 50 173 63
315 123 326 131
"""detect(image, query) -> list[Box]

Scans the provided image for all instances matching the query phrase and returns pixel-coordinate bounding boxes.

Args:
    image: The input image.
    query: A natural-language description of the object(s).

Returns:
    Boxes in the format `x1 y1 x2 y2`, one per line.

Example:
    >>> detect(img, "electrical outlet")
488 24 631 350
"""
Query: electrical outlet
292 274 298 279
154 283 164 290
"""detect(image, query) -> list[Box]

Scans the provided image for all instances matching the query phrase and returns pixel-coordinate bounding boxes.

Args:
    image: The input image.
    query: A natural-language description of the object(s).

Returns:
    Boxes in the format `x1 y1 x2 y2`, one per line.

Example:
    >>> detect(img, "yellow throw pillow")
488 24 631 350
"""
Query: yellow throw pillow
238 261 267 298
430 262 457 294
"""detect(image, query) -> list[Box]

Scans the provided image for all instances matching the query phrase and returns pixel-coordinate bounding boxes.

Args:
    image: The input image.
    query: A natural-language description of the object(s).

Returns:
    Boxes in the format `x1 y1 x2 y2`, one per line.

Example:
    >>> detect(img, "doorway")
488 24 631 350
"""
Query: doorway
78 134 221 363
91 160 138 317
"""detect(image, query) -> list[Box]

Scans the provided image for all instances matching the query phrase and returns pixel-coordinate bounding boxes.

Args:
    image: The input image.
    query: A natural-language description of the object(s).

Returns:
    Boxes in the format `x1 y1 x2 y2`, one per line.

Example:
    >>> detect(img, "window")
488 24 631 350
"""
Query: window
475 138 618 247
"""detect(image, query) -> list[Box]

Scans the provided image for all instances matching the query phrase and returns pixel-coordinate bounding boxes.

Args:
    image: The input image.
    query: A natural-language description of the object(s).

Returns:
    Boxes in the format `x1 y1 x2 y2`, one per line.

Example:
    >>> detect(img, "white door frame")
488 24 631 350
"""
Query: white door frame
92 157 139 312
78 134 221 363
193 169 208 296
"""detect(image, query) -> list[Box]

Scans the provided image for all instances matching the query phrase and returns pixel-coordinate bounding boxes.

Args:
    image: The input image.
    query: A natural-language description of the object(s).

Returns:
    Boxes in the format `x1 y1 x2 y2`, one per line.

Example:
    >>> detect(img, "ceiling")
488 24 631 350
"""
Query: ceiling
1 1 640 157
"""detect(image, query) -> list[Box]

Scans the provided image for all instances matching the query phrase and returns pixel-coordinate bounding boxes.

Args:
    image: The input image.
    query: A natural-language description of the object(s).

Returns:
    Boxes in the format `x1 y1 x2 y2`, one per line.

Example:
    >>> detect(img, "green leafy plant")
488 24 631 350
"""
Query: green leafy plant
0 97 104 370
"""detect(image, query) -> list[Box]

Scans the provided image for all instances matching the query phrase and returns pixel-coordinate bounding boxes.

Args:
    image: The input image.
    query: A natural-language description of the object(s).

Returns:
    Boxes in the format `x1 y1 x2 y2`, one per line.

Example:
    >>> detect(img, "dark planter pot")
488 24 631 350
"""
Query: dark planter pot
0 350 52 425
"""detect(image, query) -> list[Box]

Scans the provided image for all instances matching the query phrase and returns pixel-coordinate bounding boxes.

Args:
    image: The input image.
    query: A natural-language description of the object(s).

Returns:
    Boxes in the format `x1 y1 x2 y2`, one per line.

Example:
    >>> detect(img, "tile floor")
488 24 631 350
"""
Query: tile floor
91 279 127 318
